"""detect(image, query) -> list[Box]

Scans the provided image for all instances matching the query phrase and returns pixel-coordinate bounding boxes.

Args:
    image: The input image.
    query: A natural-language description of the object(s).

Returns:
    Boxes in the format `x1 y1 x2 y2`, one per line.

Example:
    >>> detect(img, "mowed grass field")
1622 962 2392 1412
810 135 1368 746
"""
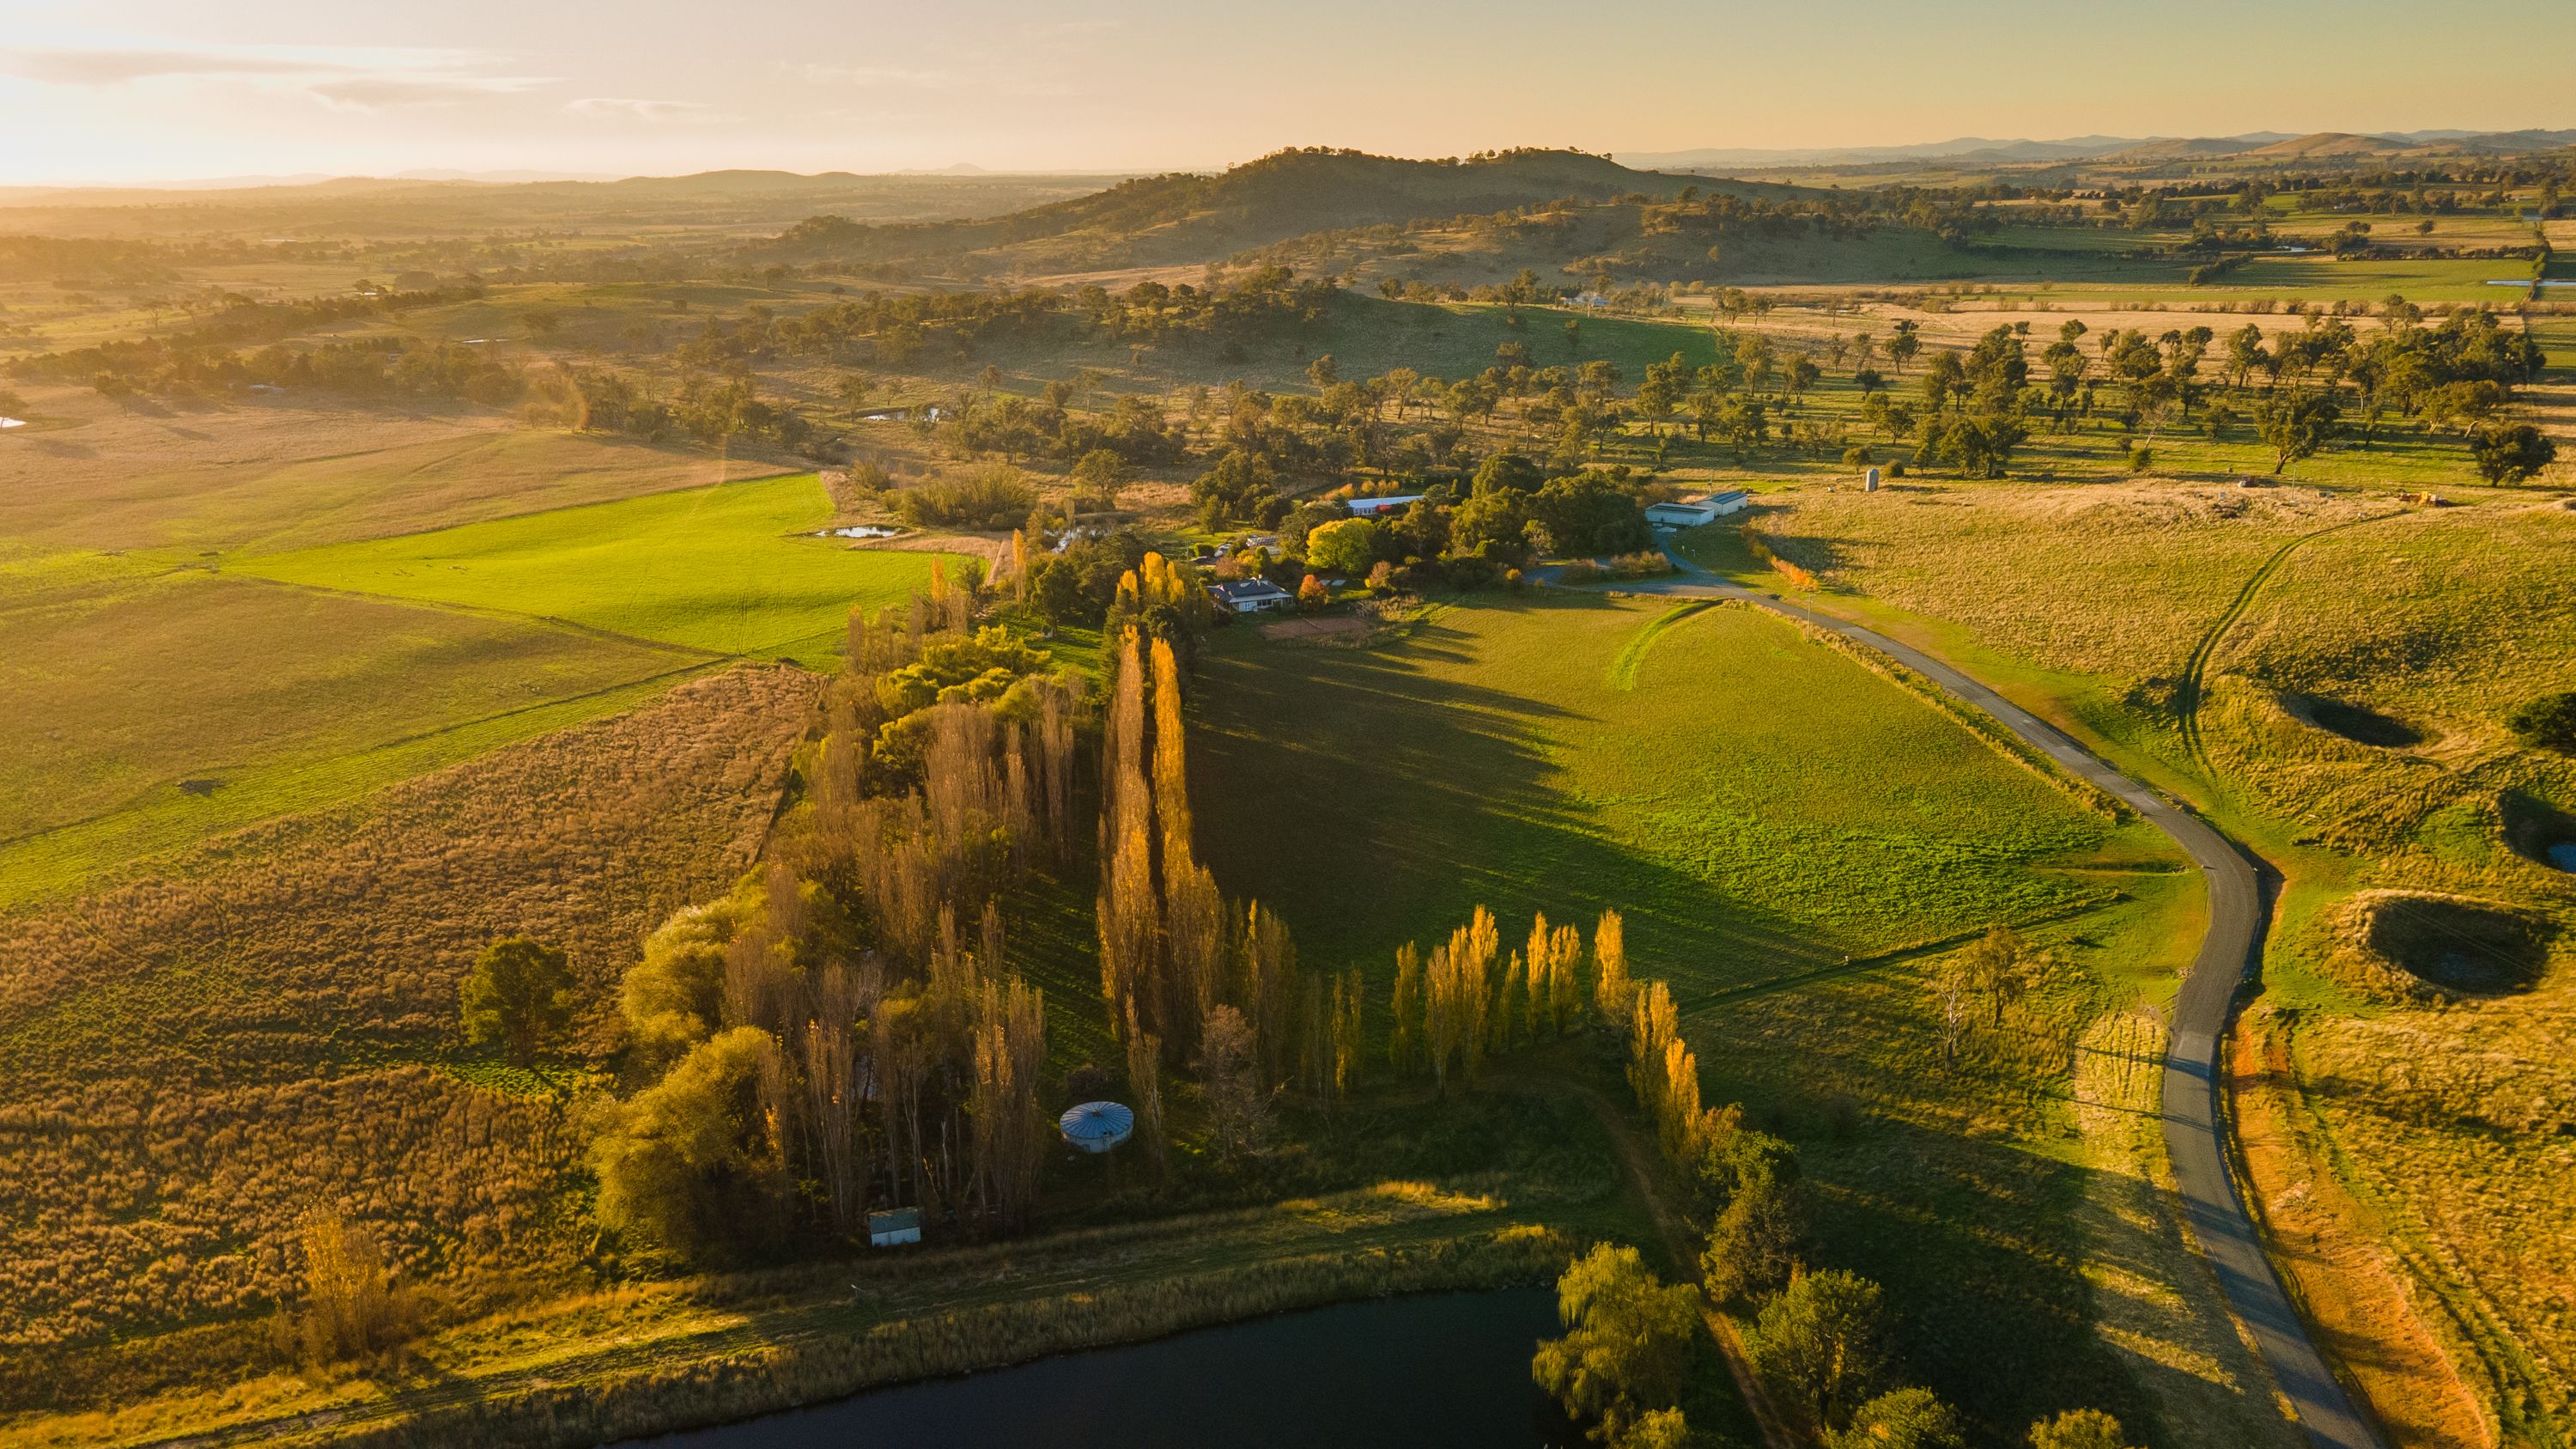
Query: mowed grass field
1189 594 2127 986
0 458 938 903
238 472 958 658
1188 593 2257 1439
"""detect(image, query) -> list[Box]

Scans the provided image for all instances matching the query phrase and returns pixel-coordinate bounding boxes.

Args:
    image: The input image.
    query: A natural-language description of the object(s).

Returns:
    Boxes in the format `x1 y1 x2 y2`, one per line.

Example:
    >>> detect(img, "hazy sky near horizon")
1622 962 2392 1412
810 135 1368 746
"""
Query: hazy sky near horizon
5 0 2568 184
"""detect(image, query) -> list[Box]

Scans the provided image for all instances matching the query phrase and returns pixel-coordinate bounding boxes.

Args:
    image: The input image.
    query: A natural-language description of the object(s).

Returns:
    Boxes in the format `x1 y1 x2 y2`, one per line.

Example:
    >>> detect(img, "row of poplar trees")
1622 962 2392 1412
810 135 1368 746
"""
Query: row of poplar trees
1092 553 1381 1164
1388 906 1632 1091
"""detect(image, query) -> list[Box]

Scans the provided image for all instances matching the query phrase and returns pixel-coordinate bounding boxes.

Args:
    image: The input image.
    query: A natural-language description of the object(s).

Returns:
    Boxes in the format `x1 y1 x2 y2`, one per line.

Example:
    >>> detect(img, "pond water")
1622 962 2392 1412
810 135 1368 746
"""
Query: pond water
2549 842 2576 873
815 525 905 539
624 1288 1571 1449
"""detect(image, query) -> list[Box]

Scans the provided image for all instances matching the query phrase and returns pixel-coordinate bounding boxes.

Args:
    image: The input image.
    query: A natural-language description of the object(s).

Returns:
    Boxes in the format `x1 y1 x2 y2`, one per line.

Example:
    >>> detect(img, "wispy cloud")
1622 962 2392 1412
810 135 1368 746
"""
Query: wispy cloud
788 62 957 89
1 46 325 85
308 74 552 110
1019 18 1127 41
0 42 553 111
563 96 733 125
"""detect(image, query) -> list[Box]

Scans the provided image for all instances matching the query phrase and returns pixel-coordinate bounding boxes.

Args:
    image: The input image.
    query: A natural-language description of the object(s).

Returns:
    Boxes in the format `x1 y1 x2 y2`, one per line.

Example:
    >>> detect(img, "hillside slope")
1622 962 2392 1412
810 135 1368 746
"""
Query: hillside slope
760 147 1696 272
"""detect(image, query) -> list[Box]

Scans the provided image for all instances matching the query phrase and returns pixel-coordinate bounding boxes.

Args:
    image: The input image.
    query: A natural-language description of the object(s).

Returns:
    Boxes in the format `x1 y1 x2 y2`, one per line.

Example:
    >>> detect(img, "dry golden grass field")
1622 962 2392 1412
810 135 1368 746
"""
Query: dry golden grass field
0 667 812 1405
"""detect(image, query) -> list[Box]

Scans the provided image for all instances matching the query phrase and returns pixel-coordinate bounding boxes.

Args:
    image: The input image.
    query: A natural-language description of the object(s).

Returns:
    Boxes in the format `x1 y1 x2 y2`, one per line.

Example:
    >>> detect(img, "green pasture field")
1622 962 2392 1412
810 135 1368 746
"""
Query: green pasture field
0 413 789 904
0 565 708 905
2530 315 2576 379
1190 592 2151 997
1187 591 2220 1436
237 472 959 658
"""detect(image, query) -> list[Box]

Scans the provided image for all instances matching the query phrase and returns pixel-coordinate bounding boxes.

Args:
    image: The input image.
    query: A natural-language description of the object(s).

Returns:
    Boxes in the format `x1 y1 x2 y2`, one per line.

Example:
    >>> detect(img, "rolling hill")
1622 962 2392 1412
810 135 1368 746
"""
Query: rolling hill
756 147 1698 273
2242 131 2415 159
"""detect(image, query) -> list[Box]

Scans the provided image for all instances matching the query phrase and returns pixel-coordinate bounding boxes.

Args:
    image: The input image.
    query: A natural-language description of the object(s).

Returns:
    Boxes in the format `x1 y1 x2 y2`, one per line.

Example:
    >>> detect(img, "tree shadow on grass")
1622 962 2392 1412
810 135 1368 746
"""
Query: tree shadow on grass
1698 966 2292 1448
1799 1112 2187 1445
1191 594 1836 983
1705 984 2170 1443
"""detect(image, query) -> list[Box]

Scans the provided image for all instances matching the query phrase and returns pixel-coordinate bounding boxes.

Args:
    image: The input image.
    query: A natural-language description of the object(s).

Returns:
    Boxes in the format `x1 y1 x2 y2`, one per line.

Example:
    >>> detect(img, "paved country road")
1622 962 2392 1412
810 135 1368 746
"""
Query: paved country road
1631 553 2385 1449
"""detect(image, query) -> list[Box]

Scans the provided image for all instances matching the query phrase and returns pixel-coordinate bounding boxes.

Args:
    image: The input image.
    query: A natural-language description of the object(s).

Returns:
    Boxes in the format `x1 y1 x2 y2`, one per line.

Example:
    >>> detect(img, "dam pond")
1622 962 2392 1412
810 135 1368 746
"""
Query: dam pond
623 1288 1571 1449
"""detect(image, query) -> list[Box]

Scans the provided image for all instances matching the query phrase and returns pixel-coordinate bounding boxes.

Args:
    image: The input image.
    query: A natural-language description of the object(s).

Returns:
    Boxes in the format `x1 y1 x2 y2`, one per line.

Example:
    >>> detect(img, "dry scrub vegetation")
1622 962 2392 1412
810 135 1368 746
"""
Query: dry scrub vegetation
0 667 812 1391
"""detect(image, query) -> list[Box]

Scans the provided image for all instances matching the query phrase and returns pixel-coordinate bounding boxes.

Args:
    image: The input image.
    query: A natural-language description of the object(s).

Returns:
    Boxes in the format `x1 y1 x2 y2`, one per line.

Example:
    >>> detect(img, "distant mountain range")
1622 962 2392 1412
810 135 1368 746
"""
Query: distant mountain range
1621 129 2576 170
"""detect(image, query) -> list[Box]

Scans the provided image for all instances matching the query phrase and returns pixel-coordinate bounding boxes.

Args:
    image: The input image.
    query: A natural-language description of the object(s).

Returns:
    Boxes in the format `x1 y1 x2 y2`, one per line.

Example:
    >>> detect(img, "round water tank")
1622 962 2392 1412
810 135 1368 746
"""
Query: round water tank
1059 1100 1135 1153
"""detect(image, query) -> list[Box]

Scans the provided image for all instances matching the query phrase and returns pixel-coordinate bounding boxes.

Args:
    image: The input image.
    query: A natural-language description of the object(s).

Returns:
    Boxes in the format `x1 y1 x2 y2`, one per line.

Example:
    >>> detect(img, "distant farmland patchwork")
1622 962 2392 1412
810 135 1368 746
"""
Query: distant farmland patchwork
0 473 954 904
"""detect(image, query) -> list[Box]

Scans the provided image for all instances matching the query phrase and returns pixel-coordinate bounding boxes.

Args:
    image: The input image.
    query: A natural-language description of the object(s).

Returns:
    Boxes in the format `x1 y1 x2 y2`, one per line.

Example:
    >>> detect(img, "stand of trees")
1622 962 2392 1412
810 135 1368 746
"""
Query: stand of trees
590 575 1083 1261
1385 906 1602 1090
1847 303 2554 480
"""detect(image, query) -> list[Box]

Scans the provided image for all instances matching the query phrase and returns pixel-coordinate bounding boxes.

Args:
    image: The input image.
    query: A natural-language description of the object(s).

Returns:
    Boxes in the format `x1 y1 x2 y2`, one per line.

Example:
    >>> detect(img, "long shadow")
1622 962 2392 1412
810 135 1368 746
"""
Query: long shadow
1697 977 2168 1443
1798 1114 2154 1443
1190 596 1837 983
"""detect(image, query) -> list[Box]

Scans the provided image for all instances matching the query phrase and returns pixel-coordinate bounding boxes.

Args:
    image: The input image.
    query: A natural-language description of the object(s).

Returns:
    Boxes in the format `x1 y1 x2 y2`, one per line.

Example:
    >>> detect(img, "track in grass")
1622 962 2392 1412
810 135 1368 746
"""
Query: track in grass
2173 510 2400 770
1606 600 1714 691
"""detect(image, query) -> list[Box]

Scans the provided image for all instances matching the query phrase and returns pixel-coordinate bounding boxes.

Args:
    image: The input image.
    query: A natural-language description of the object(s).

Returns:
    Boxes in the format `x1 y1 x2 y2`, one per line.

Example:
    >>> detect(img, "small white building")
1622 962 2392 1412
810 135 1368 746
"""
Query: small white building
867 1208 921 1247
1645 490 1751 528
1207 579 1295 614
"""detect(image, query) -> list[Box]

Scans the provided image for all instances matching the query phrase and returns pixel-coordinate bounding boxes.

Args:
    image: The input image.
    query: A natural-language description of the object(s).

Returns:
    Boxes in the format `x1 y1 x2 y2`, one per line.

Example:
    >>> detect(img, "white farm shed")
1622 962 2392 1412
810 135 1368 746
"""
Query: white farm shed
1645 490 1751 528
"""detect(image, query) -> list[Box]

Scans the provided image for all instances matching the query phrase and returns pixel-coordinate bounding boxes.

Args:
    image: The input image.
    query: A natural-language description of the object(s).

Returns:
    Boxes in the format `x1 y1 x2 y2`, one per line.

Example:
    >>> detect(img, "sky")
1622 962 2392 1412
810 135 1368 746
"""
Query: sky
3 0 2569 186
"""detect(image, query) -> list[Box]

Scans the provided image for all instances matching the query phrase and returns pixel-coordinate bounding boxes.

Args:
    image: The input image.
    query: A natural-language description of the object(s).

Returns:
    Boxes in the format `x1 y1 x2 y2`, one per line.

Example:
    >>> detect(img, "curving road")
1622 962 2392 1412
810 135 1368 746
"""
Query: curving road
1636 554 2385 1449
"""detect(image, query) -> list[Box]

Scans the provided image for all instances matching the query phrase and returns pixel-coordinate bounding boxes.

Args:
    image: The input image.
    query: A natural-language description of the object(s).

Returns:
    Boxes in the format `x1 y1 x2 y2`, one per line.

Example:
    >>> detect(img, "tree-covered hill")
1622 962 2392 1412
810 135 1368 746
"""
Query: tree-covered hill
759 147 1707 271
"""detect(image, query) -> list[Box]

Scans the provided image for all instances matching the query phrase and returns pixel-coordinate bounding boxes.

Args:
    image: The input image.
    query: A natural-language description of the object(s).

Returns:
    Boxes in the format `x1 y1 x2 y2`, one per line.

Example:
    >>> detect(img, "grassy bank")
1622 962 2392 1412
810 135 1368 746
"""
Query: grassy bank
5 1178 1581 1449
